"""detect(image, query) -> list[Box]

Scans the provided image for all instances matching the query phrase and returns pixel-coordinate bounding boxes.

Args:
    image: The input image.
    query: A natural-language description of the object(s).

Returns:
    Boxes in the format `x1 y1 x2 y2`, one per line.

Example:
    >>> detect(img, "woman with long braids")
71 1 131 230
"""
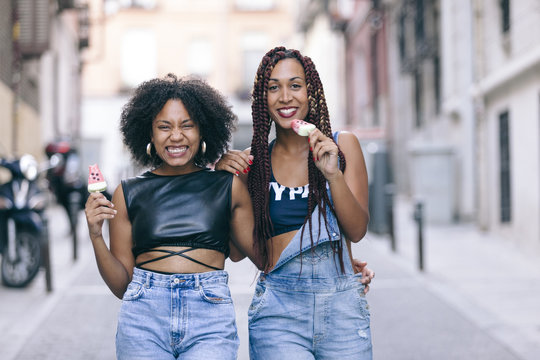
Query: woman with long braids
216 47 373 359
84 74 260 359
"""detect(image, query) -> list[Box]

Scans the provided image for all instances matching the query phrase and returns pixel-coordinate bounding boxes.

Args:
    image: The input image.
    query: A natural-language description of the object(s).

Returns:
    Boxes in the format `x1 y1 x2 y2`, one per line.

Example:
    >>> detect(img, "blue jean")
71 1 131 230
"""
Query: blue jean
116 268 239 360
248 222 373 359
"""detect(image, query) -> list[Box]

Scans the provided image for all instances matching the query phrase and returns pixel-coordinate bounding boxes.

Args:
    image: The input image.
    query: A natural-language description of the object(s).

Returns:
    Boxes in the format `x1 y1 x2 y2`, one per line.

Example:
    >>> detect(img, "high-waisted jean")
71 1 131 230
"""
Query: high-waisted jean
116 268 239 360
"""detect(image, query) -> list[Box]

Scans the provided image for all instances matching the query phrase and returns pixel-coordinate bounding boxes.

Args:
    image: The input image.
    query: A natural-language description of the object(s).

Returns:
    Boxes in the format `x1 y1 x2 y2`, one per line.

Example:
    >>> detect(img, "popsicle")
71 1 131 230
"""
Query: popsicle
291 119 316 136
87 164 107 193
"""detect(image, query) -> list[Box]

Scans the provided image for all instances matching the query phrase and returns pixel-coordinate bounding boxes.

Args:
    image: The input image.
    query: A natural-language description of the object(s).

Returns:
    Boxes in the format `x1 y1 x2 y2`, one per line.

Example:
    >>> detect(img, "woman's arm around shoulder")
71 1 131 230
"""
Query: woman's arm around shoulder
329 131 370 242
215 148 253 176
228 174 263 269
85 183 135 299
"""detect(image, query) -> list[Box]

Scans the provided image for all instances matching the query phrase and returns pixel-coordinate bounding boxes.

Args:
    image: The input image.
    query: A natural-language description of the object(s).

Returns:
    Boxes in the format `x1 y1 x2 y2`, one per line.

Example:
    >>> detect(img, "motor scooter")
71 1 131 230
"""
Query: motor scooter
45 141 90 261
0 154 50 288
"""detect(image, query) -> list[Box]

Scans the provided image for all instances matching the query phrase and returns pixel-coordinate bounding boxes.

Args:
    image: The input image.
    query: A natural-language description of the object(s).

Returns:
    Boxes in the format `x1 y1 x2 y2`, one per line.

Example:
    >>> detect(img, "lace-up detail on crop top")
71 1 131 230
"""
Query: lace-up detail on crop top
121 169 233 270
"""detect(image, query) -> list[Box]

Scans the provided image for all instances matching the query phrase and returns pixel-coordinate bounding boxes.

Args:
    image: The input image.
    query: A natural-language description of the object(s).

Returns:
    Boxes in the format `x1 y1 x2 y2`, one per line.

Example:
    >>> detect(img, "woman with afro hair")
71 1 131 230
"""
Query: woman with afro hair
216 47 374 359
85 74 260 359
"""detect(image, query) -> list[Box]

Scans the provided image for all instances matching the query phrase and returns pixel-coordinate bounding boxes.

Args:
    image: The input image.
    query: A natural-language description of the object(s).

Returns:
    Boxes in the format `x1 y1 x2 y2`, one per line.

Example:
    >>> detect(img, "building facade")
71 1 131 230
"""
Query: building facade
0 0 88 161
472 0 540 252
299 0 540 254
81 0 299 186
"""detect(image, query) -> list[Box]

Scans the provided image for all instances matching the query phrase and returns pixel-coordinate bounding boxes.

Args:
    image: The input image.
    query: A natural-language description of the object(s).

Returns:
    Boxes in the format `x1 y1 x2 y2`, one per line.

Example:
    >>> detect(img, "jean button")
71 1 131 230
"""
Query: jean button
173 278 180 284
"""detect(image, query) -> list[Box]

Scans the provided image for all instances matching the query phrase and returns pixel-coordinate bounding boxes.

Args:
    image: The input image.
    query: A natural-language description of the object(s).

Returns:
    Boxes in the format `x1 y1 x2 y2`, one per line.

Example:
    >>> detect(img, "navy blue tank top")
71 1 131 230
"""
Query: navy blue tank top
268 132 340 237
268 140 309 236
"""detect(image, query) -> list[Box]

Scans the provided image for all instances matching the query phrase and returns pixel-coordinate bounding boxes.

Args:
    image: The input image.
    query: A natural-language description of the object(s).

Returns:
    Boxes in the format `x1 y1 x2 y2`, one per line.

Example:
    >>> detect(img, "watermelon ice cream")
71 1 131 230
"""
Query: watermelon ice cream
291 119 316 136
88 164 107 193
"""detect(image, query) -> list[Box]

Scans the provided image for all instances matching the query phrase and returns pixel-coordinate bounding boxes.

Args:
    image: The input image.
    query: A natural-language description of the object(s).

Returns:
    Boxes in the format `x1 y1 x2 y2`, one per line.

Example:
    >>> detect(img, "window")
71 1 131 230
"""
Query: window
499 111 511 222
118 0 156 9
235 0 274 11
500 0 510 33
414 0 425 42
18 0 50 57
238 32 267 99
104 0 156 15
121 29 156 89
414 70 423 128
188 39 213 78
433 54 441 114
353 48 368 125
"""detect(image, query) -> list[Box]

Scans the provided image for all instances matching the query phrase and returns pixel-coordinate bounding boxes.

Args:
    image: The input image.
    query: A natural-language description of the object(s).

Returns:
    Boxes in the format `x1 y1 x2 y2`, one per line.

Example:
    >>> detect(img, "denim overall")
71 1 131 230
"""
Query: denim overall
248 204 373 359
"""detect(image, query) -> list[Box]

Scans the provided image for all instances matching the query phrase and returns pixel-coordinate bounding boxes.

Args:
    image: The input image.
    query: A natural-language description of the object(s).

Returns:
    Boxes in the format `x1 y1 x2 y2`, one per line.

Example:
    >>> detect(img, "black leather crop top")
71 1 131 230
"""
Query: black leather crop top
121 169 233 259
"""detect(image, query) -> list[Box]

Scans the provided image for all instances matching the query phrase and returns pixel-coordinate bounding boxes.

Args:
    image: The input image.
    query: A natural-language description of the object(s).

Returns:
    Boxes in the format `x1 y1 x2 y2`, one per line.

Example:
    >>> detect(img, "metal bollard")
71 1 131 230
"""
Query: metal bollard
413 201 424 271
384 183 396 252
41 216 53 292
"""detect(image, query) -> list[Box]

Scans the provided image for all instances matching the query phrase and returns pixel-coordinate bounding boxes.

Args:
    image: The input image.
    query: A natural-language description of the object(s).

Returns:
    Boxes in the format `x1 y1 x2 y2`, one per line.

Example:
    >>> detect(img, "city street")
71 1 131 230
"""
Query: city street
1 200 539 359
2 2 540 360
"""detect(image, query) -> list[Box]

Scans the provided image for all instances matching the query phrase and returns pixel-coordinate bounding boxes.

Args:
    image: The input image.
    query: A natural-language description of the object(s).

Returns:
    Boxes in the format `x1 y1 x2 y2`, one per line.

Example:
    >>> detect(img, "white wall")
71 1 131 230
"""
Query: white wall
484 69 540 252
477 0 540 252
299 15 347 130
80 96 130 190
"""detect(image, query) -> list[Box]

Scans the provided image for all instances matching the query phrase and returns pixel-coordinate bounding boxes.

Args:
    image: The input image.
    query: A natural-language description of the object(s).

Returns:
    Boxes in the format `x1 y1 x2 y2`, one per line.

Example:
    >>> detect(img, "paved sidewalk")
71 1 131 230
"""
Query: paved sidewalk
2 201 539 359
356 196 540 360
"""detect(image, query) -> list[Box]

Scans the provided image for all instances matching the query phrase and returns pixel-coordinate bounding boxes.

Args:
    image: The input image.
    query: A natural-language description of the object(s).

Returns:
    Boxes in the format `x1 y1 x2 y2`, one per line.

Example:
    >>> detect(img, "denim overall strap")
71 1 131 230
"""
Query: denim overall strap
333 130 340 144
270 203 342 272
268 131 348 273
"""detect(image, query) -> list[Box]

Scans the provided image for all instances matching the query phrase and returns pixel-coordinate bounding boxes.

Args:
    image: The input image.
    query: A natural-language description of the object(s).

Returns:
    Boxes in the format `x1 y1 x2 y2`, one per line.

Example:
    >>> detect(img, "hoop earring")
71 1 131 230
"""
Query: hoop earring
201 140 206 155
146 142 152 156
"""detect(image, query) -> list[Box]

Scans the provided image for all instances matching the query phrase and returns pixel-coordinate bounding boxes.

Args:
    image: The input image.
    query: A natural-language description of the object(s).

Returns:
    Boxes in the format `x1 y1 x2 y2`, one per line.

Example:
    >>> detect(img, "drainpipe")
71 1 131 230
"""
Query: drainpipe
471 0 488 230
11 0 21 155
370 0 381 126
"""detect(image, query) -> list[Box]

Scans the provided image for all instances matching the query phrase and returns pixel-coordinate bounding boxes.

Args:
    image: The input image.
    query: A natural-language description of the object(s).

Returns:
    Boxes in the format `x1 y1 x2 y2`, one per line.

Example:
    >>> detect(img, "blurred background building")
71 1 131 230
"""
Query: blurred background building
80 0 299 185
1 0 88 160
1 0 539 256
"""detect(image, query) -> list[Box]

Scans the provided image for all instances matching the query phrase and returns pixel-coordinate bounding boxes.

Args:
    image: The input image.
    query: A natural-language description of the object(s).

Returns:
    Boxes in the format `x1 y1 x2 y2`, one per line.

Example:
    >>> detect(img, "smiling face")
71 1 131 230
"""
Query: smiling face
266 58 309 130
151 99 201 174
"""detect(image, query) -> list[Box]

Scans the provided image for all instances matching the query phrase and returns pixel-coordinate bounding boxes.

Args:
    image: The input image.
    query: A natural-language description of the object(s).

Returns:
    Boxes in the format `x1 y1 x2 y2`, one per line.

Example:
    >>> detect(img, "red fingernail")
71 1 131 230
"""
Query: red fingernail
247 166 251 171
243 169 247 174
249 160 253 165
235 171 239 175
310 147 312 151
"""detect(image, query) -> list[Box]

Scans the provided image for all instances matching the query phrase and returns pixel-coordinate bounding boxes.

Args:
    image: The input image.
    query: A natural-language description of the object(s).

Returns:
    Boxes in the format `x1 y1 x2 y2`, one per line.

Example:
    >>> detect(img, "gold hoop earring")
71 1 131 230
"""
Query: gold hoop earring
146 142 152 156
201 140 206 155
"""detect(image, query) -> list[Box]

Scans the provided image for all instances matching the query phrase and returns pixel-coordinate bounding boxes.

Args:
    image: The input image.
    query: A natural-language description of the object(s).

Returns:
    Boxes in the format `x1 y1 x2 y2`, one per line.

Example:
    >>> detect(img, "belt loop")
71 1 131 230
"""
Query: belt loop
145 271 151 288
195 274 200 288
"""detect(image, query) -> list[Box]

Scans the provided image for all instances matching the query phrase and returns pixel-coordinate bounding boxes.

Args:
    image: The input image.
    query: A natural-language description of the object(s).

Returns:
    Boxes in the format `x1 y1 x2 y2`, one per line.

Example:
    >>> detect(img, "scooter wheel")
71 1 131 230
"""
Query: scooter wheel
1 231 41 288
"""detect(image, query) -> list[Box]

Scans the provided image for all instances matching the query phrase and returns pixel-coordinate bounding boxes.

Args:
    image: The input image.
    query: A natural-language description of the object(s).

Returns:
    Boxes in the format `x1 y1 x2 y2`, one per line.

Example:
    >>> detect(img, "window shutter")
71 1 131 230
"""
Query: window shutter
18 0 50 58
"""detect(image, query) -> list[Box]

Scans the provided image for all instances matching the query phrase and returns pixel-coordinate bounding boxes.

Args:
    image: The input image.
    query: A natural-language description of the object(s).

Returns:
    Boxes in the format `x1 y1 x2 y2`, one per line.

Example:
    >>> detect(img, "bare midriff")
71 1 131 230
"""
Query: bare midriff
266 230 297 271
135 246 225 274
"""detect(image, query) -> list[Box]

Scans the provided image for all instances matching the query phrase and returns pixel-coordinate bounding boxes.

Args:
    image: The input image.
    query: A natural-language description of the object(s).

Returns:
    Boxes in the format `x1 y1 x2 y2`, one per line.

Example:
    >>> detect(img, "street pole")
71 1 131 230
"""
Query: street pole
11 0 21 155
385 183 396 252
414 201 424 271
